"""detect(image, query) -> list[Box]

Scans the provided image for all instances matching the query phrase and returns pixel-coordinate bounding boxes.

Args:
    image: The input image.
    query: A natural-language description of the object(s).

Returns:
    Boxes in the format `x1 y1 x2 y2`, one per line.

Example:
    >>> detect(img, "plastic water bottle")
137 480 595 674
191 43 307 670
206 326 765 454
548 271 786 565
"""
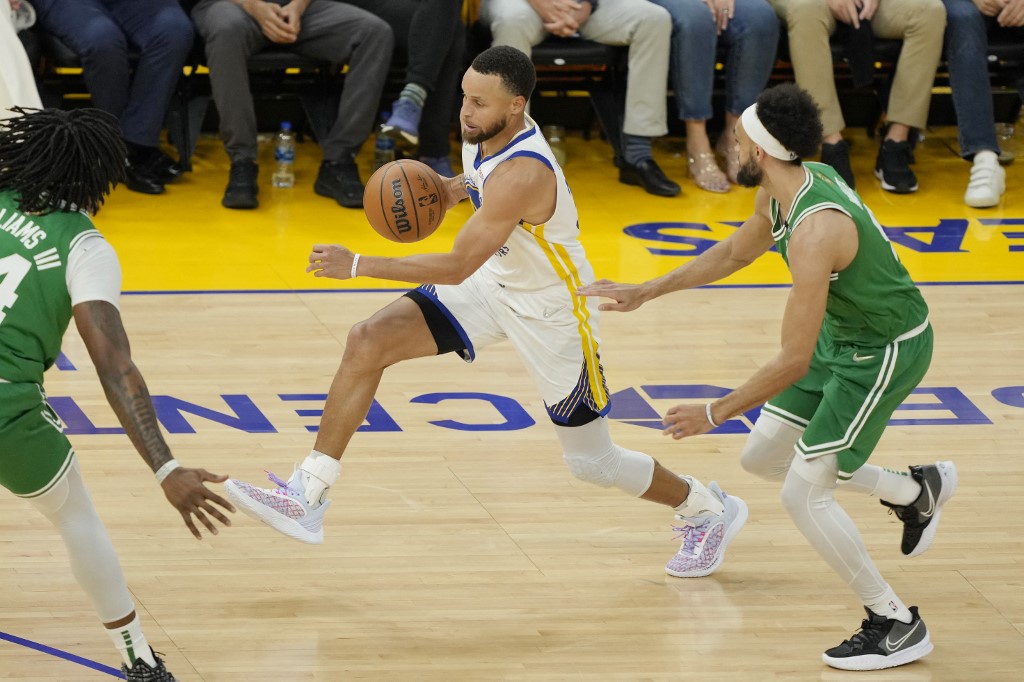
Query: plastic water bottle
272 121 295 188
996 121 1016 166
373 113 396 172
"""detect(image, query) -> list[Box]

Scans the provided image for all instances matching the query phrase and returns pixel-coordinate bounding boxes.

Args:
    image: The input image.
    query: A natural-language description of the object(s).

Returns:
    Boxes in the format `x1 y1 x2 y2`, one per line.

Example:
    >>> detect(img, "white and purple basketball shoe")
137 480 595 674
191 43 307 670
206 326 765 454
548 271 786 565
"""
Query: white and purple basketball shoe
665 482 747 578
225 470 330 544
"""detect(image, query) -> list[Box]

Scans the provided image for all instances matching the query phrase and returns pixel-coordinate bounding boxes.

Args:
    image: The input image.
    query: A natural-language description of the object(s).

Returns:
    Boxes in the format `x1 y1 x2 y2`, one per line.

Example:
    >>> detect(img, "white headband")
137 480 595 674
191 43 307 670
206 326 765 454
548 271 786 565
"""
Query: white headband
741 104 798 161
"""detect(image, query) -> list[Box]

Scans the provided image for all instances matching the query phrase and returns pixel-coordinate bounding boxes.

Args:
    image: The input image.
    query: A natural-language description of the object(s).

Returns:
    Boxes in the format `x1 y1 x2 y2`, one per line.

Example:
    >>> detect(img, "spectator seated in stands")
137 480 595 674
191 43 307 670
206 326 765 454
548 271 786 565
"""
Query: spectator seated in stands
646 0 778 193
191 0 394 210
344 0 465 177
31 0 193 195
480 0 682 197
943 0 1024 207
768 0 946 194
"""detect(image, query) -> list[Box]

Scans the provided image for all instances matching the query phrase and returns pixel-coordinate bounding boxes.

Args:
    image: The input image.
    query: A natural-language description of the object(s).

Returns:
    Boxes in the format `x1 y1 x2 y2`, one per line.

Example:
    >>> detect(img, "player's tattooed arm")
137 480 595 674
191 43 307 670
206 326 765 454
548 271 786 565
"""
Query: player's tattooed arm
73 300 172 473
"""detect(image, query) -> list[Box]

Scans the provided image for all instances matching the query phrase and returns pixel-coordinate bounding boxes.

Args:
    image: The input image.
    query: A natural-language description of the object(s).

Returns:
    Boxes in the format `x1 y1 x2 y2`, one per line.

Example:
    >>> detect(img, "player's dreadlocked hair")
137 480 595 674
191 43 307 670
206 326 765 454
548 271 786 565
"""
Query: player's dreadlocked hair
0 107 126 214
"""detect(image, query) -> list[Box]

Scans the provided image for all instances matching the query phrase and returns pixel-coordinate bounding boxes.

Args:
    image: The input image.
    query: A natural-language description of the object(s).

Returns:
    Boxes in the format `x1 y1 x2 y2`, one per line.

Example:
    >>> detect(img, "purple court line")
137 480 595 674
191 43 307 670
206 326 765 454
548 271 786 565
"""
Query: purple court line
0 630 124 679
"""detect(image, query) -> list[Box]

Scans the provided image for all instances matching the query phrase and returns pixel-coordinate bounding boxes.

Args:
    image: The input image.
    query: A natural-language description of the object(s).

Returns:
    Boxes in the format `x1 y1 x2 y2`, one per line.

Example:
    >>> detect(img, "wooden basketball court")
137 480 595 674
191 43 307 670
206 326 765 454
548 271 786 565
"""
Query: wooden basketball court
1 128 1022 680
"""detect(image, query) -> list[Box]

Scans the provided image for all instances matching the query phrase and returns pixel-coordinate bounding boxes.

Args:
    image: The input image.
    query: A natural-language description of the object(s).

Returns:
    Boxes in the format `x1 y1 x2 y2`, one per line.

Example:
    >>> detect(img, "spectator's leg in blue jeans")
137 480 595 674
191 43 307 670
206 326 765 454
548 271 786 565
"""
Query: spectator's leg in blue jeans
721 0 778 120
942 0 998 158
105 0 193 149
32 0 130 120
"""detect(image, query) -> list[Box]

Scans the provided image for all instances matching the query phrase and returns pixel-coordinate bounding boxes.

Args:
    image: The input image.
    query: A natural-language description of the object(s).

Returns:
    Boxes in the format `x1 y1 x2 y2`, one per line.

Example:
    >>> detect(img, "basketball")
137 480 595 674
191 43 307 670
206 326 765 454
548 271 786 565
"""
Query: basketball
363 159 447 243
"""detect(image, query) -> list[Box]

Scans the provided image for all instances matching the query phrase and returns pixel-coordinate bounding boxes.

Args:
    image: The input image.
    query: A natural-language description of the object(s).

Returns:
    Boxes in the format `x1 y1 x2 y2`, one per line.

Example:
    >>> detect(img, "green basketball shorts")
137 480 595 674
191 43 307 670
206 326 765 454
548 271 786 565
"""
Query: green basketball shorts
0 382 74 497
760 322 933 480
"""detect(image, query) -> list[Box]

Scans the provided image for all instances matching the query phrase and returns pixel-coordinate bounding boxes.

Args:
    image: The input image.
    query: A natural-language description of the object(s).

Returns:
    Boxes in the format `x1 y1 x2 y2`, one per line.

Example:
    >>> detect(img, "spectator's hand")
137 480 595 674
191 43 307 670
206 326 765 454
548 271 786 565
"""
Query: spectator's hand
827 0 863 27
307 244 357 280
998 0 1024 24
857 0 878 21
662 403 713 439
543 1 591 35
974 0 1006 16
243 0 298 43
576 279 648 312
160 467 235 540
280 0 307 35
530 0 584 25
705 0 736 34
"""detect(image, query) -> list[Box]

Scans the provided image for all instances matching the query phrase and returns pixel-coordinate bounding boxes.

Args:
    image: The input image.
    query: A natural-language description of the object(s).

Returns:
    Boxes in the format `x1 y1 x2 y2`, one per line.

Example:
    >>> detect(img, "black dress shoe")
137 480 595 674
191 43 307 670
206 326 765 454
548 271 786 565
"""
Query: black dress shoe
124 162 165 195
314 158 363 208
151 151 184 183
222 160 259 209
618 158 681 197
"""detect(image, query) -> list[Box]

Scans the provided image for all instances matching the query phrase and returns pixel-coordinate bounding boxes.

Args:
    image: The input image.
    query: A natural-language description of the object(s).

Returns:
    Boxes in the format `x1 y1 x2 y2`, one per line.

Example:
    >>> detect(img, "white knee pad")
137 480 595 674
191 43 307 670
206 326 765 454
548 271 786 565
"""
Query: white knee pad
555 417 655 497
740 414 803 482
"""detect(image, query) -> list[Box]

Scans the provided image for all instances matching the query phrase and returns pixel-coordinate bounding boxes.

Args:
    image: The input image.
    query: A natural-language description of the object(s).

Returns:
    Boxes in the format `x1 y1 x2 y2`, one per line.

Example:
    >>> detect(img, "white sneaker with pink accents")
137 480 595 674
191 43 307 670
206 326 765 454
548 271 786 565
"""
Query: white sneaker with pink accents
665 482 747 578
225 470 330 544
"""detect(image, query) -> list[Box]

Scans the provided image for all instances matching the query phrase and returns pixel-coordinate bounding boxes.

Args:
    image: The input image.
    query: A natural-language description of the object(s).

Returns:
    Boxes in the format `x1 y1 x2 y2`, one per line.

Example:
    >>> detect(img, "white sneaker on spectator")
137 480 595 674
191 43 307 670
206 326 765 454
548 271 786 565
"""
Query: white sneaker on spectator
964 151 1005 208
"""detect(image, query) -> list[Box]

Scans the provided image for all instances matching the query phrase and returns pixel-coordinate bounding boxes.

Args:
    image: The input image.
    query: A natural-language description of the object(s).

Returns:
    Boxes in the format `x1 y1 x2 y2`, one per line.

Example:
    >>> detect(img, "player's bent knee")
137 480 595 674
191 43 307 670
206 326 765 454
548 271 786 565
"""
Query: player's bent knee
555 417 655 496
739 415 802 482
563 452 617 488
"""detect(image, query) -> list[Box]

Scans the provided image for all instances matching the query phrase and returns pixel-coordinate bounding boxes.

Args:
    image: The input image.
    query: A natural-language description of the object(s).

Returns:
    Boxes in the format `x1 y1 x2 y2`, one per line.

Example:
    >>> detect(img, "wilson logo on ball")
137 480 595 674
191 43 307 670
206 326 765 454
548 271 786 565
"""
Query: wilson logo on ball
390 178 411 234
364 159 448 243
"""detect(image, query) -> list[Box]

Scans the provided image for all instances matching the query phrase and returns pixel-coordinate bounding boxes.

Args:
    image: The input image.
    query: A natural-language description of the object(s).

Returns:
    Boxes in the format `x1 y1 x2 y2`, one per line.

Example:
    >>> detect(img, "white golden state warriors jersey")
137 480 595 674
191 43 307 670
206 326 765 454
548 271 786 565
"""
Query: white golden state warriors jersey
461 115 594 291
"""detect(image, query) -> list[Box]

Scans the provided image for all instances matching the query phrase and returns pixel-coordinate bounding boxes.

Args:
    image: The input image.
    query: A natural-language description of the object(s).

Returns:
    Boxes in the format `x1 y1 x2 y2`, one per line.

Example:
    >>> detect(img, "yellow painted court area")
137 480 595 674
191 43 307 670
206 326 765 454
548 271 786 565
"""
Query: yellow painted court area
100 127 1024 292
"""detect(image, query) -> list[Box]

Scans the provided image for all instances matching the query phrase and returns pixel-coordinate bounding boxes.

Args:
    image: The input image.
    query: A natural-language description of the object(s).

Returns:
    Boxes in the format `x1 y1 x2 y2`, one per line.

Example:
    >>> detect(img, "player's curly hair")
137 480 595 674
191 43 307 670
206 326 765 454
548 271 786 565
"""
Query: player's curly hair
471 45 536 102
0 107 126 214
755 83 824 163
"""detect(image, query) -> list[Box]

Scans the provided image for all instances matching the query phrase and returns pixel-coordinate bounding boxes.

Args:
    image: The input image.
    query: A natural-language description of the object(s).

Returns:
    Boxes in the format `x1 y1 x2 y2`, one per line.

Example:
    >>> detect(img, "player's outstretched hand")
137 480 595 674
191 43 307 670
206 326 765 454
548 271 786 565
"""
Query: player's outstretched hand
662 403 714 440
576 279 647 312
161 468 235 540
307 244 355 280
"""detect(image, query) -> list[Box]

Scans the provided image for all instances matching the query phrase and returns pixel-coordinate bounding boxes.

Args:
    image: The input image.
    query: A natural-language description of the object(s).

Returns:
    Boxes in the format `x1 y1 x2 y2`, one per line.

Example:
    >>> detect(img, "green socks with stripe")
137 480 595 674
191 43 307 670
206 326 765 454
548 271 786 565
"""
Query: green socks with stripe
107 614 157 668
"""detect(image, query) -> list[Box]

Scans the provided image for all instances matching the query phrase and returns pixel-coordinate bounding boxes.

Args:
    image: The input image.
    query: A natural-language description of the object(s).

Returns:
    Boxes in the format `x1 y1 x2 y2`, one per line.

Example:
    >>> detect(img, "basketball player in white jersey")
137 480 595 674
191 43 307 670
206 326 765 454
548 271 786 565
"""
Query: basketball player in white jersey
225 45 747 579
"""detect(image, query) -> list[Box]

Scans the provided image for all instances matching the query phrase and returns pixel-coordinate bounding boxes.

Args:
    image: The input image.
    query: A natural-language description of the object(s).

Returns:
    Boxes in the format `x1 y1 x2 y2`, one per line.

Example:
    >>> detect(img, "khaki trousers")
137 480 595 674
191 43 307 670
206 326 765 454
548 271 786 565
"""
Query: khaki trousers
769 0 946 136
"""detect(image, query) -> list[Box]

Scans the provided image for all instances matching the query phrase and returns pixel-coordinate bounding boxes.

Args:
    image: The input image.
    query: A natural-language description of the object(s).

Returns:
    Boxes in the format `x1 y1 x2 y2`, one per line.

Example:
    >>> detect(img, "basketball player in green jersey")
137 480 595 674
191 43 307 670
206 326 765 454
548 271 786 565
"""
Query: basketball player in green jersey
578 83 957 671
0 107 235 681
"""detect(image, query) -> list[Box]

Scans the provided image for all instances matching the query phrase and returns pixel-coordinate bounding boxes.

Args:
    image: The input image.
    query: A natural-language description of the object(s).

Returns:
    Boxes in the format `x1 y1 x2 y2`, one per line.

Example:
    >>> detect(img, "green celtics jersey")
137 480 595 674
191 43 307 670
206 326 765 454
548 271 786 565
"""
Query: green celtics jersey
769 163 928 347
0 190 100 384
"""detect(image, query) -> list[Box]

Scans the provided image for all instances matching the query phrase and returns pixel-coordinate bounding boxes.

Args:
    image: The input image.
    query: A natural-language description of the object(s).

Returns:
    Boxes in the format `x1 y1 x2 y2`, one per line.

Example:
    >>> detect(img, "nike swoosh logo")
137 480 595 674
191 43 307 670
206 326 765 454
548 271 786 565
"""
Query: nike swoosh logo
884 620 921 653
920 482 935 518
853 353 876 362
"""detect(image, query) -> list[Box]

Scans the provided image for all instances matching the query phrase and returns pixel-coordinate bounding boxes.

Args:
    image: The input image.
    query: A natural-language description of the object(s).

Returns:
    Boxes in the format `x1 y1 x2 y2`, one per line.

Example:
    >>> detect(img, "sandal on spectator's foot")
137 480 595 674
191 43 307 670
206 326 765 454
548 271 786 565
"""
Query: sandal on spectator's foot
688 152 730 193
716 138 741 185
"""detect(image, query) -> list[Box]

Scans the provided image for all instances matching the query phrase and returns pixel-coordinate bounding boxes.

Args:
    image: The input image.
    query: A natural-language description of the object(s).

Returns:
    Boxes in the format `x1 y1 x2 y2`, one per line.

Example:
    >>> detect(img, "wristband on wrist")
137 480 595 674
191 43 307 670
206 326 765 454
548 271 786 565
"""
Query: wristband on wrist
351 253 360 279
705 402 720 428
155 460 181 484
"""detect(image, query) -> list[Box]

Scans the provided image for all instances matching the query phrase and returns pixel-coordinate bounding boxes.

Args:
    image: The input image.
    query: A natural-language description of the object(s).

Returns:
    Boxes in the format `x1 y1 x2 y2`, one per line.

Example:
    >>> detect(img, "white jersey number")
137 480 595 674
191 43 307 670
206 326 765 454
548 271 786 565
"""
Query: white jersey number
0 253 31 325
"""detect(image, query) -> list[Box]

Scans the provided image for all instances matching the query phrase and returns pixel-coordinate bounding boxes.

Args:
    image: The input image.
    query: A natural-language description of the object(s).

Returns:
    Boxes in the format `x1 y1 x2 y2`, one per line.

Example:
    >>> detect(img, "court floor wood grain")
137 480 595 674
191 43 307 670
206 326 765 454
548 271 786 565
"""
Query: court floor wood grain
1 128 1022 680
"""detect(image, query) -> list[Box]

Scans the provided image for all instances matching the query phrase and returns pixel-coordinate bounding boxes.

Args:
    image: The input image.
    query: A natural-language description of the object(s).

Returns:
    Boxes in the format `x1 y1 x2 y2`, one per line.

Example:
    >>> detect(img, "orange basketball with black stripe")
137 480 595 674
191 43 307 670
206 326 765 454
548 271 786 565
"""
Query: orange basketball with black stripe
363 159 446 243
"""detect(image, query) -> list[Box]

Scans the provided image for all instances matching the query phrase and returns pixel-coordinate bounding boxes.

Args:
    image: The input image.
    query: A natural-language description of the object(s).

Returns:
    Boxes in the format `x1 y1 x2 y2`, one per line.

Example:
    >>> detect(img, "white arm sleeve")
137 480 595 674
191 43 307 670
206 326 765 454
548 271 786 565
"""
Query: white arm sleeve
66 235 122 309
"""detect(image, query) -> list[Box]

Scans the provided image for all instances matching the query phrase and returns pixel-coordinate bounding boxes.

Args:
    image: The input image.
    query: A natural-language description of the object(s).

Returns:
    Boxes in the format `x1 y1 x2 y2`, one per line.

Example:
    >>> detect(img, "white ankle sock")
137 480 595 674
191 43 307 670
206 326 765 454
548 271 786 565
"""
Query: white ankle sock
841 464 920 506
107 614 156 668
868 586 913 624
